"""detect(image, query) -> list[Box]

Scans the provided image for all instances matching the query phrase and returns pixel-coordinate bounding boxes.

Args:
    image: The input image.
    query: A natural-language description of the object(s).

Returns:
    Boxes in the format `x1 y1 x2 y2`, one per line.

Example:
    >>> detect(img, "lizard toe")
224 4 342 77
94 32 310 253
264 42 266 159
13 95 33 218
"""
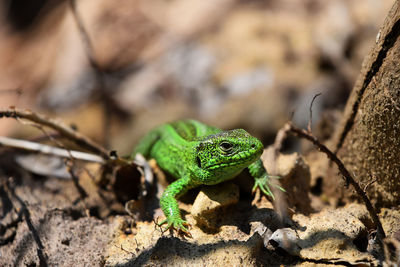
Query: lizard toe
158 217 192 237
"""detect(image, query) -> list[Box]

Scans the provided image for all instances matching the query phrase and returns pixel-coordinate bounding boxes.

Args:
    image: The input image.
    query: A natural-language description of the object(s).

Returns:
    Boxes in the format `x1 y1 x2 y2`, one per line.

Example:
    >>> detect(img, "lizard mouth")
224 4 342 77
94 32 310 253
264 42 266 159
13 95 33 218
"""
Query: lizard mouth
206 150 261 170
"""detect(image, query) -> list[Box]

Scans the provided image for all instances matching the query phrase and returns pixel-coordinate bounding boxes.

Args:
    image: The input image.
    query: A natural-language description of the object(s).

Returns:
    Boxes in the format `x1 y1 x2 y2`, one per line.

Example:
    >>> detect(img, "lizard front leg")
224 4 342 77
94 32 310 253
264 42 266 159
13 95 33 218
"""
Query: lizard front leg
159 176 196 236
248 159 284 200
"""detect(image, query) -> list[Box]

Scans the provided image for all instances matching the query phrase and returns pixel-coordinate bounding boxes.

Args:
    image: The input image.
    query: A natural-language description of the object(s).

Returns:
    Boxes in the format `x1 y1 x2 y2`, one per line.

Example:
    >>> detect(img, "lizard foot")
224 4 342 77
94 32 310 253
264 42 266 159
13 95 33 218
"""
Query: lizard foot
252 175 285 200
157 218 192 238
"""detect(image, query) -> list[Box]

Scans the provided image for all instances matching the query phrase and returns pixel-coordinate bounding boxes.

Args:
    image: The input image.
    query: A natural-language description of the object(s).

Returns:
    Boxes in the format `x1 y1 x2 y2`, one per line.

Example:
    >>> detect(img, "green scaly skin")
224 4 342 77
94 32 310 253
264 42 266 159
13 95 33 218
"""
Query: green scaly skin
132 120 279 235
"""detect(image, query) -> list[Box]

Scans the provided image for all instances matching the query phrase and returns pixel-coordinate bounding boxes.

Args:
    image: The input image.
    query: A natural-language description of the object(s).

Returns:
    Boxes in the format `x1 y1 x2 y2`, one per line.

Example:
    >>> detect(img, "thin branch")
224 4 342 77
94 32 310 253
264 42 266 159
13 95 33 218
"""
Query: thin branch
30 122 92 210
1 134 93 211
0 108 109 159
69 0 112 148
69 0 99 70
0 109 109 217
117 244 136 256
286 122 386 240
364 176 378 192
0 136 104 163
0 88 23 96
307 93 321 133
65 159 89 210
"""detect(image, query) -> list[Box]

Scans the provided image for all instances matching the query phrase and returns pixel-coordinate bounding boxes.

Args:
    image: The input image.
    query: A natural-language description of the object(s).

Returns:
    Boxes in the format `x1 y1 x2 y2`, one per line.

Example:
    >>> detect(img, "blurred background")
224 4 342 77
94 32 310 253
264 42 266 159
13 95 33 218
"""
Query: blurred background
0 0 393 155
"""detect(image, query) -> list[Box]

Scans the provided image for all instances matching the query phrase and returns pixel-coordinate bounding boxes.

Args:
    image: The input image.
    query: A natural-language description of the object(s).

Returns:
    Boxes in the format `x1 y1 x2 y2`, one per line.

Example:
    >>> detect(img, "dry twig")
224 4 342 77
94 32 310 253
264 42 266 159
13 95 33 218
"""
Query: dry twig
286 122 386 240
0 136 104 163
0 108 110 210
307 93 321 133
69 0 112 147
0 108 109 159
65 159 89 213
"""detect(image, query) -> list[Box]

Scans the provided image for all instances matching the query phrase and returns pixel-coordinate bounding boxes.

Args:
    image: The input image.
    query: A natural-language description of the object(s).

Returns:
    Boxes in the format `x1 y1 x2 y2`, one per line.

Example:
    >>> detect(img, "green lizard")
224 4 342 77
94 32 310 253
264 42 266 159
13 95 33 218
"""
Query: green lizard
132 119 279 236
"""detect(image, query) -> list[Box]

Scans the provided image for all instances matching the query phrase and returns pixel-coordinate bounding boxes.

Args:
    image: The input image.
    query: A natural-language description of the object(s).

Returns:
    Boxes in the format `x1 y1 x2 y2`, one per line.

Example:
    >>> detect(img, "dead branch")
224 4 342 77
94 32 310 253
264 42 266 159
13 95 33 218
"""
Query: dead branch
307 93 321 133
69 0 99 71
0 136 104 163
286 122 386 240
0 88 23 96
0 108 109 159
0 109 108 215
30 122 94 212
65 160 89 213
69 0 112 148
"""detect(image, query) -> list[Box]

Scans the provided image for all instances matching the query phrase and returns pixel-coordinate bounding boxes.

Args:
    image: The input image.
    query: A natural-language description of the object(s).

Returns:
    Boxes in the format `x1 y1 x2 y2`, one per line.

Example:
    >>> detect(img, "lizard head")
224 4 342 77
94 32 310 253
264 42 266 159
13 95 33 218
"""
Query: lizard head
194 129 263 184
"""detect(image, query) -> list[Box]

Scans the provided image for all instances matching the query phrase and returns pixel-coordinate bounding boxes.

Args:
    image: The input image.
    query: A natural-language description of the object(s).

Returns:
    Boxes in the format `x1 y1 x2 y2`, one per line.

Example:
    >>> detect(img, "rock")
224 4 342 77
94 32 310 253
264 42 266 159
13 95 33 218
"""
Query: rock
268 228 301 255
383 236 400 266
381 208 400 238
104 188 400 266
191 182 240 231
293 203 378 265
263 148 312 214
105 216 266 266
277 152 312 214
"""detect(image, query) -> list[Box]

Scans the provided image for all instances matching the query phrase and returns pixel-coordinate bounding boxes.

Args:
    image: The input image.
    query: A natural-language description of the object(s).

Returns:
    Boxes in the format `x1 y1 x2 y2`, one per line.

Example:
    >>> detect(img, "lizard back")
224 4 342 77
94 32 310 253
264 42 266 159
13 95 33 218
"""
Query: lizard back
169 120 221 141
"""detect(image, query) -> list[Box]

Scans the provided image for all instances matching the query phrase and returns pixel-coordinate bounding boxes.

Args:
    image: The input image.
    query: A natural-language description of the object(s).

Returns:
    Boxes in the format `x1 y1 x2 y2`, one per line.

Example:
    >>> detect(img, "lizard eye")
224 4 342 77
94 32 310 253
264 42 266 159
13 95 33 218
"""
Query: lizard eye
219 142 233 152
196 156 202 168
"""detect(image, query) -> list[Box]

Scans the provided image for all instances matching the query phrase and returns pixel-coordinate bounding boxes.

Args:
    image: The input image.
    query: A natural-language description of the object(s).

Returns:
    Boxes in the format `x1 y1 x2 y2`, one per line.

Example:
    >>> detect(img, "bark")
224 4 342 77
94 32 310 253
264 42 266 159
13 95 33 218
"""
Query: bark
333 0 400 207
